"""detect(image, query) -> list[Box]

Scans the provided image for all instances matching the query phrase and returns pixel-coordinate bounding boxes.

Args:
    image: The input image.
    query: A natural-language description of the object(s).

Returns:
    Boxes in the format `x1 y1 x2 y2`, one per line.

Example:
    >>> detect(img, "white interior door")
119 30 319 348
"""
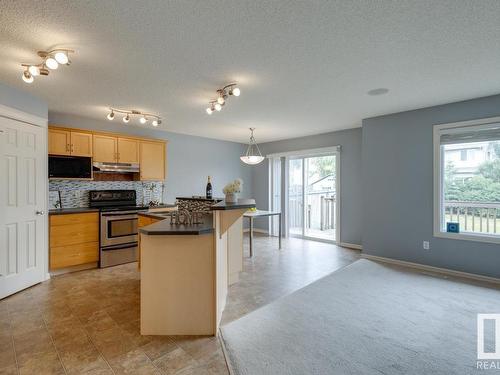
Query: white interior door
0 116 47 299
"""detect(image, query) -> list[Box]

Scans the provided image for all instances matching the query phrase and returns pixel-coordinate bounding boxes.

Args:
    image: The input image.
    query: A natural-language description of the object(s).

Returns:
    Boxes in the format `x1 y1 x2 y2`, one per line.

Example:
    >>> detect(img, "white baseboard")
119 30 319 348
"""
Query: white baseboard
340 242 363 250
362 254 500 285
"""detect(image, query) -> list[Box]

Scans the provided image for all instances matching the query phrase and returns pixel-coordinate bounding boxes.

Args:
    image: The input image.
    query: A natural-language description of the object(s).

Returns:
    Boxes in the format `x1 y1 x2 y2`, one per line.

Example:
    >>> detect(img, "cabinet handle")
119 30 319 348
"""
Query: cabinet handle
71 144 74 152
66 144 70 152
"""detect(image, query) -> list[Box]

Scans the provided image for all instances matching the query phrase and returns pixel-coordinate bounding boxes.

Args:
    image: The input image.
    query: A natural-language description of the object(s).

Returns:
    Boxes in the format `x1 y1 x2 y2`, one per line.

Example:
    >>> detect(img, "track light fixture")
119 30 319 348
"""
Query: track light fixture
20 49 73 84
205 83 240 114
106 108 162 127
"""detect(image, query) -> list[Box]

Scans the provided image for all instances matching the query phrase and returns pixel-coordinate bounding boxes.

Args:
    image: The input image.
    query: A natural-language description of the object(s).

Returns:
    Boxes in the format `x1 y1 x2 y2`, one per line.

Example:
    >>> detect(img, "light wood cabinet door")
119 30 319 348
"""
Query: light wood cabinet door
48 129 71 155
49 212 99 270
118 138 139 163
140 141 165 181
50 242 99 269
93 135 117 162
70 132 93 157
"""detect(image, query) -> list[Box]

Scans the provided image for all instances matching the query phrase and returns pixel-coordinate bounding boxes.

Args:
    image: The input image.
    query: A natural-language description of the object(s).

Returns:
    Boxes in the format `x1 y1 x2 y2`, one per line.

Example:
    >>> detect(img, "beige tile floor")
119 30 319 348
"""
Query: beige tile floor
0 234 359 375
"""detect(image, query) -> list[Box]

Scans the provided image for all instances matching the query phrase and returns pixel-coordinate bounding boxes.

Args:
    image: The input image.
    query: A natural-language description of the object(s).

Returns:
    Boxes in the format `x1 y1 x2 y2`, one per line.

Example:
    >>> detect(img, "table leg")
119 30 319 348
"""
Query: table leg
249 217 253 257
278 213 282 249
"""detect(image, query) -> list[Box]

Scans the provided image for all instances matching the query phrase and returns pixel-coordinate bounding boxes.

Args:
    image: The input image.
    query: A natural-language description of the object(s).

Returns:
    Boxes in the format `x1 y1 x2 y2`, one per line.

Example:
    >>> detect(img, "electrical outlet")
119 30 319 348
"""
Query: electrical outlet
423 241 430 250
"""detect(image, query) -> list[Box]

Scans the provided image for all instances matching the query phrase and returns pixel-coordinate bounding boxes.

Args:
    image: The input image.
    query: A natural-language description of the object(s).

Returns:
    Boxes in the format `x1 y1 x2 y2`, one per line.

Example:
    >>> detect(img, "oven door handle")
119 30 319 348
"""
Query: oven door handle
101 242 138 251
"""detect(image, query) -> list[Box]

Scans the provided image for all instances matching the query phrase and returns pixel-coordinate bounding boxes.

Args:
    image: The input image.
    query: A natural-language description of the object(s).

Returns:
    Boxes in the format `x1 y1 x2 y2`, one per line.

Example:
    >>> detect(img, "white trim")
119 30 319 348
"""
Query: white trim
0 104 47 127
362 254 500 285
267 146 341 159
433 116 500 245
340 242 362 250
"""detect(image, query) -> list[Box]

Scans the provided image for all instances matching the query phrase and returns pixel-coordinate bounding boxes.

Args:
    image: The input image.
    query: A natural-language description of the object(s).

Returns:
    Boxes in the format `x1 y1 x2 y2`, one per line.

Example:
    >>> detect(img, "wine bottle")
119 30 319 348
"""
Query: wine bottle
206 176 213 199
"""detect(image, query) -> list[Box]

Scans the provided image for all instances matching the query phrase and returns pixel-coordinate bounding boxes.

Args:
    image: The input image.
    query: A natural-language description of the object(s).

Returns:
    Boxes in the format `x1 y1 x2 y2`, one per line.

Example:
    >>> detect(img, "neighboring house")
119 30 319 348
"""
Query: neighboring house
444 141 495 180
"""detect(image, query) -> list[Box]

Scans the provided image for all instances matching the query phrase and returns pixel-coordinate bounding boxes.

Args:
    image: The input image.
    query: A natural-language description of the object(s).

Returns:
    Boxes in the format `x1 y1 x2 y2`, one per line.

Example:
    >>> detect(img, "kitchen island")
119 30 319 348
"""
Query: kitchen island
139 199 255 335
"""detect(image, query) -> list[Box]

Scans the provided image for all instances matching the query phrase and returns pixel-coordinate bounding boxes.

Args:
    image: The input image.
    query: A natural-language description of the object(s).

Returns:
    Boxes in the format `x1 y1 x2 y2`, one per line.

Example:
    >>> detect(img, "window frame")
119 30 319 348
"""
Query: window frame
433 116 500 244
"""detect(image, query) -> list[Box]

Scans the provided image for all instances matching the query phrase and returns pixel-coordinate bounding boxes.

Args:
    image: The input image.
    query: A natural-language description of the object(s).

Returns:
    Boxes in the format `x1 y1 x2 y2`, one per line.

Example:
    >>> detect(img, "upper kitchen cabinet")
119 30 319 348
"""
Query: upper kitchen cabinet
48 128 93 157
117 138 139 163
49 128 71 155
70 131 93 157
93 135 118 162
140 141 166 181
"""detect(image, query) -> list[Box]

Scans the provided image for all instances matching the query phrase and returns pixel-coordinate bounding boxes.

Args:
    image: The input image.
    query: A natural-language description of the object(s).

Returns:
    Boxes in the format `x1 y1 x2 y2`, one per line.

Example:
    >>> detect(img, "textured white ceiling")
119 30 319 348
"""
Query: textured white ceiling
1 1 500 143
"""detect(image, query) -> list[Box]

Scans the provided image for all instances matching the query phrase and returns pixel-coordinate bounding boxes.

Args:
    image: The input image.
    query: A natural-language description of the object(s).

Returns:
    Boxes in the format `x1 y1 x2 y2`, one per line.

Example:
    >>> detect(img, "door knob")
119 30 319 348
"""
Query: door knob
36 211 45 216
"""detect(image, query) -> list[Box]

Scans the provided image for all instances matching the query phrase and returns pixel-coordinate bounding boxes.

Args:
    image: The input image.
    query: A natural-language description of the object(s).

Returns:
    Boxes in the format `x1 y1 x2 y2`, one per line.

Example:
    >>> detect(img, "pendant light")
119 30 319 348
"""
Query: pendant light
240 128 264 165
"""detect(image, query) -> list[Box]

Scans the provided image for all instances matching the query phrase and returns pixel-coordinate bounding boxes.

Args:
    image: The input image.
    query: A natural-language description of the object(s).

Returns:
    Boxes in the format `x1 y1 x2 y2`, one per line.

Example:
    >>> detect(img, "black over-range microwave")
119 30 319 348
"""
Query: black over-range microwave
49 156 92 179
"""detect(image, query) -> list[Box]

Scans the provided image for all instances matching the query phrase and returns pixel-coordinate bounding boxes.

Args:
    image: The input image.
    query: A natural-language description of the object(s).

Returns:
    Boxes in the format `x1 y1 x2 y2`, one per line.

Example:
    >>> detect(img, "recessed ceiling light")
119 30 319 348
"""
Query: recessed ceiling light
367 88 389 96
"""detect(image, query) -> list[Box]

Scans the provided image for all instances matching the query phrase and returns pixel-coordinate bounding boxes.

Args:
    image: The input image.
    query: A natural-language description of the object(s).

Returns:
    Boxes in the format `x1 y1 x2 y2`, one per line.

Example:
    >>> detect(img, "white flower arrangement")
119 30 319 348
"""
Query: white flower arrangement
223 178 243 195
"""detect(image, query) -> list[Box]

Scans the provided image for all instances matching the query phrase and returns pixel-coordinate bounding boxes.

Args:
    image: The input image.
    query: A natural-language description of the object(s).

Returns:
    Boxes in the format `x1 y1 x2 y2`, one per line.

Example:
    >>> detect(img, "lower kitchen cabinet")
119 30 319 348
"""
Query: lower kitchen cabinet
50 212 99 270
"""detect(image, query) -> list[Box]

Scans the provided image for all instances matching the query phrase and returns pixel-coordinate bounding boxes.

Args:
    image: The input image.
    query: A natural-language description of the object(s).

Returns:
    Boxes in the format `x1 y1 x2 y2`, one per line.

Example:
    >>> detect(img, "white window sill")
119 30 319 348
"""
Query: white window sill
434 230 500 245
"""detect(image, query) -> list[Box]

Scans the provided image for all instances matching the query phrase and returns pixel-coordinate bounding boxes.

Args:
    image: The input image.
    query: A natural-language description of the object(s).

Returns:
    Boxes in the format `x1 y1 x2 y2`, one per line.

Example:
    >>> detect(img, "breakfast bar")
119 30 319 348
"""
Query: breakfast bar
139 199 255 336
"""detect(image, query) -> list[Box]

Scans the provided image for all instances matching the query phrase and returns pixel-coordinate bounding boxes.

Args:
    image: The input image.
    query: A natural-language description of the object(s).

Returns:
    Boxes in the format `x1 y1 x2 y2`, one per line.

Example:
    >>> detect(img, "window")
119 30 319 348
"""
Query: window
434 117 500 243
460 149 467 161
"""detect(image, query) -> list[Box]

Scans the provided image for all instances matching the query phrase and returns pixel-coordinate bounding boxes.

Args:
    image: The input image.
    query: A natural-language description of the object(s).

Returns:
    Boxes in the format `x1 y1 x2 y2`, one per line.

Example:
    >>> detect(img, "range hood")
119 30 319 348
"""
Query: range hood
93 162 140 173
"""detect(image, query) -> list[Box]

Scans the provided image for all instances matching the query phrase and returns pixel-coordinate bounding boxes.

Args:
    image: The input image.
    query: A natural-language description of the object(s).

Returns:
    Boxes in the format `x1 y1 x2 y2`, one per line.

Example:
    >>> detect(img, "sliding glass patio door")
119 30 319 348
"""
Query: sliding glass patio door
287 152 338 243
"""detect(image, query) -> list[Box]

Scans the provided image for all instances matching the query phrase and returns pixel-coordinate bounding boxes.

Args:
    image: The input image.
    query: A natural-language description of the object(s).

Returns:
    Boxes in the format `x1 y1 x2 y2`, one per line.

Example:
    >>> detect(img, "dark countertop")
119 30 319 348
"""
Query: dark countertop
176 197 224 202
211 199 256 211
49 207 100 215
139 214 214 235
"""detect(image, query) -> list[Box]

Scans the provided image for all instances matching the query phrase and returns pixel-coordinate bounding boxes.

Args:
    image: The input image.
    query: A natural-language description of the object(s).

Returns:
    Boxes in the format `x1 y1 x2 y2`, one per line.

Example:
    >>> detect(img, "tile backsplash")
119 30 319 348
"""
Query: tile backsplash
49 180 165 208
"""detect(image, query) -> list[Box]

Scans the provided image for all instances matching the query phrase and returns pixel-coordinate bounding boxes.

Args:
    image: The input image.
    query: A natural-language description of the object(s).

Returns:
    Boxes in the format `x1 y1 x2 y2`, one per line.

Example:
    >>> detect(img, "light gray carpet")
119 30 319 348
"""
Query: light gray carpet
220 259 500 375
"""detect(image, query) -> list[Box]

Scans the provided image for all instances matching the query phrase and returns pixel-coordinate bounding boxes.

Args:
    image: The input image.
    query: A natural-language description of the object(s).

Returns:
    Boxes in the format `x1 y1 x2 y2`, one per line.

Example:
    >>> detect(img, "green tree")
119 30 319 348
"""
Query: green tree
478 159 500 183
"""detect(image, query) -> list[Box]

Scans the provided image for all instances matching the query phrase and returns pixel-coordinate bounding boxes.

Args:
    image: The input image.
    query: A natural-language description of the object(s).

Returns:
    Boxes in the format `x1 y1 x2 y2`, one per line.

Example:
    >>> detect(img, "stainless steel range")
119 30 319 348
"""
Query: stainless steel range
89 190 149 268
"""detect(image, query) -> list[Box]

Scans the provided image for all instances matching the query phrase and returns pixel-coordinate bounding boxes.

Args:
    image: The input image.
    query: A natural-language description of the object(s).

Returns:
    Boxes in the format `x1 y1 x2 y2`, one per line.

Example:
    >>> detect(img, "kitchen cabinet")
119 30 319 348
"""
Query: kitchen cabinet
93 135 118 162
50 212 99 270
94 136 139 163
118 137 139 163
140 141 166 181
70 131 93 157
48 129 92 157
48 129 71 155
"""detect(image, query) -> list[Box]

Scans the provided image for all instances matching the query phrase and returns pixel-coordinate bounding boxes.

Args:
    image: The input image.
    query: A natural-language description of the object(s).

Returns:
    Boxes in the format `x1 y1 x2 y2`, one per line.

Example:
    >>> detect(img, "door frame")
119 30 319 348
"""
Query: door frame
268 146 341 244
0 103 49 282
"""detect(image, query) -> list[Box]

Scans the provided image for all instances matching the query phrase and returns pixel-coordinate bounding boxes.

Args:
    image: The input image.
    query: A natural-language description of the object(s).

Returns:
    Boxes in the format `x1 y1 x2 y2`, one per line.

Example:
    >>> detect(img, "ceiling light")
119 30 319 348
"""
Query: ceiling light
54 51 69 64
20 49 73 84
45 57 58 70
22 70 34 84
229 86 241 96
240 128 264 165
206 83 240 114
28 65 40 76
107 107 161 127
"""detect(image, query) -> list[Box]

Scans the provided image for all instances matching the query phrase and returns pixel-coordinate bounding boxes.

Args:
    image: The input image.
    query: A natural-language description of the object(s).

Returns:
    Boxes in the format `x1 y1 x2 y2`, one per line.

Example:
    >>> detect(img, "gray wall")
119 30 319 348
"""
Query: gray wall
0 82 48 119
48 112 253 203
362 94 500 279
252 128 363 245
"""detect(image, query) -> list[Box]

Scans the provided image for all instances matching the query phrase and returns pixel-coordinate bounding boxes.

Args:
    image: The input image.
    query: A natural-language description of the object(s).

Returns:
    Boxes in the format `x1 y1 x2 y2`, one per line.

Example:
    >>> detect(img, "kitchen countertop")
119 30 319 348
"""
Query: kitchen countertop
139 214 214 235
49 207 100 215
210 199 256 210
139 199 256 235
